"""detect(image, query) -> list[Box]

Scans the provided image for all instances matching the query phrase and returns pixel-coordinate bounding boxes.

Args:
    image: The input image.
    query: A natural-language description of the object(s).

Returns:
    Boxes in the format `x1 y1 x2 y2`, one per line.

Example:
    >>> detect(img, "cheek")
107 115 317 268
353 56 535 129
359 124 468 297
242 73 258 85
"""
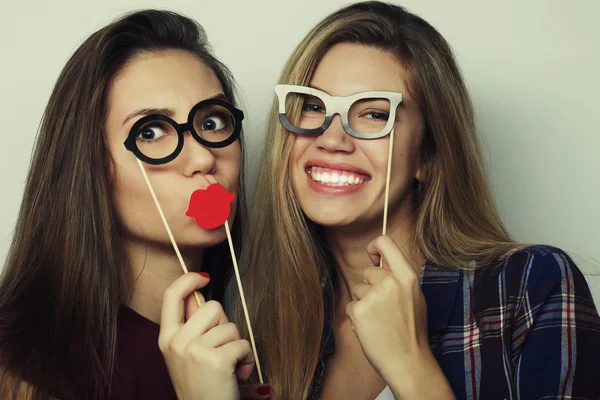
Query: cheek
290 136 312 169
387 130 424 196
290 136 313 188
107 138 169 234
218 143 242 191
361 140 392 172
388 123 423 170
362 131 422 189
111 163 153 217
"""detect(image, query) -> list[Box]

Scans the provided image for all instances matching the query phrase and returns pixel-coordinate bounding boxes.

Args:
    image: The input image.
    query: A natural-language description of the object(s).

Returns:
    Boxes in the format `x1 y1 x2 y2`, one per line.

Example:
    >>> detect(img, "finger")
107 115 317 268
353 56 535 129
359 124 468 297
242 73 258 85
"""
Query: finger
351 282 371 301
235 362 256 383
174 300 229 346
362 266 389 286
239 384 276 399
185 295 196 320
159 273 209 340
196 322 240 349
185 289 204 320
366 235 417 276
220 339 255 379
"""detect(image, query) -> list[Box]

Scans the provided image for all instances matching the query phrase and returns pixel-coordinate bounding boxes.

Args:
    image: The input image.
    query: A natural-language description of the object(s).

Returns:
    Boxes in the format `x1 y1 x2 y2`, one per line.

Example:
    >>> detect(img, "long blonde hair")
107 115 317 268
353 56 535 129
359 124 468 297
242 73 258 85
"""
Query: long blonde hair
238 2 516 398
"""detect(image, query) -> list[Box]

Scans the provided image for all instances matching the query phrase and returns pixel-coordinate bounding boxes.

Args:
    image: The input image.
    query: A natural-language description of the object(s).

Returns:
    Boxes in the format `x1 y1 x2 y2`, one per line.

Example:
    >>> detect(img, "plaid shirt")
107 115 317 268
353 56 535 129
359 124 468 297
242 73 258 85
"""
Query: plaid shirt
309 245 600 399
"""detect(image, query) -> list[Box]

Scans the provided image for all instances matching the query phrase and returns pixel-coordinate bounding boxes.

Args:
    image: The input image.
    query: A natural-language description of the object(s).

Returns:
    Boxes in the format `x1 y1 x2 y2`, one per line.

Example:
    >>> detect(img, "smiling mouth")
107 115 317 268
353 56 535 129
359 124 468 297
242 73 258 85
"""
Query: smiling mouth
306 166 370 186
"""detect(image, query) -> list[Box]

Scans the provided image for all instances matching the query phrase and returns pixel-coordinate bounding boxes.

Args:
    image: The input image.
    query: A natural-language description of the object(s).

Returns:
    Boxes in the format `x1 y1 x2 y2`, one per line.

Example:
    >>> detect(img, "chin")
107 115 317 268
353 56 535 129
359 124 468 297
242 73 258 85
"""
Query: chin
302 198 389 234
177 226 227 248
303 206 358 228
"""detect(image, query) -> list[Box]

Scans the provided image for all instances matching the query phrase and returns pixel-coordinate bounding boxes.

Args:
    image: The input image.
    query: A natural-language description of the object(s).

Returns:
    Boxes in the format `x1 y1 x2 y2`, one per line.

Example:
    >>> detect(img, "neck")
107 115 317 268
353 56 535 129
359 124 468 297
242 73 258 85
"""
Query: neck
326 201 420 321
125 239 204 323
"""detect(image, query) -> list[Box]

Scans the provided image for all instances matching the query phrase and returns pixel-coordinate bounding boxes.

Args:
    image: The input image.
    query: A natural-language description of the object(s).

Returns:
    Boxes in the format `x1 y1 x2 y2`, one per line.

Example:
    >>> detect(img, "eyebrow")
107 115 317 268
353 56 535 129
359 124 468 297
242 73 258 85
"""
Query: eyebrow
122 93 229 126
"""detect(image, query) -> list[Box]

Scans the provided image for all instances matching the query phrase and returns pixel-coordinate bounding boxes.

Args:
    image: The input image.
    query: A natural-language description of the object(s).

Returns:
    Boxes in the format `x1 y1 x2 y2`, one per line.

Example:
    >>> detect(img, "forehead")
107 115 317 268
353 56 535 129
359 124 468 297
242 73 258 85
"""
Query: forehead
108 50 223 119
310 43 411 99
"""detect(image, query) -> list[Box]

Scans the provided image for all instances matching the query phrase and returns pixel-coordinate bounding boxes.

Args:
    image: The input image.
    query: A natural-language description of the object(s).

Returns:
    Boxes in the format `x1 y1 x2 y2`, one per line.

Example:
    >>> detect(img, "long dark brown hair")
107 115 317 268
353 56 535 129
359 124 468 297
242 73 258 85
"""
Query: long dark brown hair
238 2 515 398
0 10 246 399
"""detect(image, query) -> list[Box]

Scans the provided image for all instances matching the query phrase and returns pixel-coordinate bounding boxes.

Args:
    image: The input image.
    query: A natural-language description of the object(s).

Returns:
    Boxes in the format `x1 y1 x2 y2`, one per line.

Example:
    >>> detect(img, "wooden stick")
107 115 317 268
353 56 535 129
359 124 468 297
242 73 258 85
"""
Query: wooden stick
136 159 203 306
379 128 395 268
225 221 264 384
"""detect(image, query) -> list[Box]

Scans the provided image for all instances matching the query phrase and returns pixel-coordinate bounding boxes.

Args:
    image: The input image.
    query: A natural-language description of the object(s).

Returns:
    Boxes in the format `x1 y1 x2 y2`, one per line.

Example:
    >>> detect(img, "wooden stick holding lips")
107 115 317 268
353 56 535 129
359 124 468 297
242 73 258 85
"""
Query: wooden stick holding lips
135 159 204 306
137 161 264 383
379 128 395 268
186 183 265 384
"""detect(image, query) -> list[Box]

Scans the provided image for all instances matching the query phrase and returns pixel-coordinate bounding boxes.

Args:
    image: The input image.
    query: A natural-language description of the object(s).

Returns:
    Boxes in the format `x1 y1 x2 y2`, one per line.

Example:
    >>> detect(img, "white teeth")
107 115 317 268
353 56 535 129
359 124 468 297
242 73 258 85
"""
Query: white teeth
307 166 368 186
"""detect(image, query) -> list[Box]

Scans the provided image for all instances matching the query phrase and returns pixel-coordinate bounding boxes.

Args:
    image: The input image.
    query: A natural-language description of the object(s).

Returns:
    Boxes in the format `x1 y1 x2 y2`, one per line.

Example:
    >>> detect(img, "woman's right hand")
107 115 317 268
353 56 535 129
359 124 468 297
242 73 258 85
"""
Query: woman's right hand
159 272 255 400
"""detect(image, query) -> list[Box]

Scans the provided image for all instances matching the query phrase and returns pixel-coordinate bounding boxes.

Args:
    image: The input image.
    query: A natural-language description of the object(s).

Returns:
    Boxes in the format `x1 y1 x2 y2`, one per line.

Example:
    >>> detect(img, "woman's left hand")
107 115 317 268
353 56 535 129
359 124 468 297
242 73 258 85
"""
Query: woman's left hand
345 235 455 399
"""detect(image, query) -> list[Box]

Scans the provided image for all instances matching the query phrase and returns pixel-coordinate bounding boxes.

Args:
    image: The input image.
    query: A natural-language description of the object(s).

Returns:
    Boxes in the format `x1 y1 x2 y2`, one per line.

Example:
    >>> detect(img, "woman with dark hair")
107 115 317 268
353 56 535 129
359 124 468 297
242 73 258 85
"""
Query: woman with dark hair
0 9 269 399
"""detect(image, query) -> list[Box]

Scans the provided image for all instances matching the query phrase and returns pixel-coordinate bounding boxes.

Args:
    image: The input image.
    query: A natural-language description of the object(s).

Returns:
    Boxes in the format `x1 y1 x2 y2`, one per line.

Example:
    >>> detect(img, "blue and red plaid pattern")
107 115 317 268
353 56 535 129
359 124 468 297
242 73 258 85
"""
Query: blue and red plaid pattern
310 245 600 399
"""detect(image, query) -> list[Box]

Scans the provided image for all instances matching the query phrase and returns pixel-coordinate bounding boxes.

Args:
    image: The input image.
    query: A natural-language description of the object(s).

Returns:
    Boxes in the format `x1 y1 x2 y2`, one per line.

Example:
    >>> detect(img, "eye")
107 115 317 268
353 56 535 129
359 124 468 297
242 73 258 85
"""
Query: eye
362 111 390 121
302 103 326 113
200 114 227 131
136 125 167 142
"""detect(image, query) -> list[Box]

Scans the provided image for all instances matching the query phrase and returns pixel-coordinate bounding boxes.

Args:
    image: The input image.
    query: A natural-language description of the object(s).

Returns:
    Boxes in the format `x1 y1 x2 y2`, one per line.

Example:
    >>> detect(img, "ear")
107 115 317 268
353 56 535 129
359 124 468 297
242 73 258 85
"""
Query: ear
415 160 427 182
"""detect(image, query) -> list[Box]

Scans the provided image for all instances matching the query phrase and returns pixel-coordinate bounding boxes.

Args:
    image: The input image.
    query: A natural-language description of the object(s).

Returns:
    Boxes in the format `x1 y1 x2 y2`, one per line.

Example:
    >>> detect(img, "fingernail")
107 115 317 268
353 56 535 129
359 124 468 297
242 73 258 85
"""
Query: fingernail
198 272 210 278
257 385 271 396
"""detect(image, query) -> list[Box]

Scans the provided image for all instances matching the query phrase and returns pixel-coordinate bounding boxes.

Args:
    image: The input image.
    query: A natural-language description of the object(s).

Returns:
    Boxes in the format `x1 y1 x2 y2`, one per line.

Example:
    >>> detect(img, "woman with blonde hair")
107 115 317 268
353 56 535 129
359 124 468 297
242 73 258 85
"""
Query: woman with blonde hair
239 1 600 399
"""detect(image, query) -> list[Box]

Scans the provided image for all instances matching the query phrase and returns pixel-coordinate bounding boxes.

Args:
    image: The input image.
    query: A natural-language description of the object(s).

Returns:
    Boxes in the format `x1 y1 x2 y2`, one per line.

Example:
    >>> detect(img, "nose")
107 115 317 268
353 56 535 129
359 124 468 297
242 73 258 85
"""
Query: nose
314 114 355 153
180 132 216 177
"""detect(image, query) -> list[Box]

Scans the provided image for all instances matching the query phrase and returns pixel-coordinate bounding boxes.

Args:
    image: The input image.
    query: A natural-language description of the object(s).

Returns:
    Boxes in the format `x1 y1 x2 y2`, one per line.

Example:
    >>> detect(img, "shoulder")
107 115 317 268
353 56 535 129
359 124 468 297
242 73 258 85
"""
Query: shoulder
475 244 598 318
502 245 589 296
502 244 577 274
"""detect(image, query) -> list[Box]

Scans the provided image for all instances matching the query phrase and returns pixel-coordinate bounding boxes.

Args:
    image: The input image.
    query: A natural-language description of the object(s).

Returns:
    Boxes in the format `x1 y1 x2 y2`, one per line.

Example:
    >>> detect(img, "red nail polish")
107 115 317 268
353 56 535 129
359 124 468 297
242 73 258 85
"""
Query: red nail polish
198 272 210 278
257 385 271 396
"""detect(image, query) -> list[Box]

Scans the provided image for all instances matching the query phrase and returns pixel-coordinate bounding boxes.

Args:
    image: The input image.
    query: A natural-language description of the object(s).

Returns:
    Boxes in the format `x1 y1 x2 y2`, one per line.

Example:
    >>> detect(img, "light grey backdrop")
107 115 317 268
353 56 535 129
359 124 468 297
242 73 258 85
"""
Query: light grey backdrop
1 0 598 305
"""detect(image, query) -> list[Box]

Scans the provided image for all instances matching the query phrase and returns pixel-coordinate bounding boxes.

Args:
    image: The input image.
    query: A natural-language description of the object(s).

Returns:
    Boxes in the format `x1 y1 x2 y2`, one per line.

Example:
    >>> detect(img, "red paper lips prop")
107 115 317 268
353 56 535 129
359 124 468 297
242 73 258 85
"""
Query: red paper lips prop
185 183 235 229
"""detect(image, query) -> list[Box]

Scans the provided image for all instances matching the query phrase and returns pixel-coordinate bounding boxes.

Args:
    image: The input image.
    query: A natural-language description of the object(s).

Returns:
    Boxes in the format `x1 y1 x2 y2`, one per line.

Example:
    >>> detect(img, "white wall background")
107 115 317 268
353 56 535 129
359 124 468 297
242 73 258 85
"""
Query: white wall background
1 0 598 305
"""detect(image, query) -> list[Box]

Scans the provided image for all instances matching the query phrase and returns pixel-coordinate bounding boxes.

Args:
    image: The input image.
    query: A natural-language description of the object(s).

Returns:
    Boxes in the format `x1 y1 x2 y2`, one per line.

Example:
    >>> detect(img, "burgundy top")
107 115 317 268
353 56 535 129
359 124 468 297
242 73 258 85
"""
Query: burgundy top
109 306 177 399
4 307 177 399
